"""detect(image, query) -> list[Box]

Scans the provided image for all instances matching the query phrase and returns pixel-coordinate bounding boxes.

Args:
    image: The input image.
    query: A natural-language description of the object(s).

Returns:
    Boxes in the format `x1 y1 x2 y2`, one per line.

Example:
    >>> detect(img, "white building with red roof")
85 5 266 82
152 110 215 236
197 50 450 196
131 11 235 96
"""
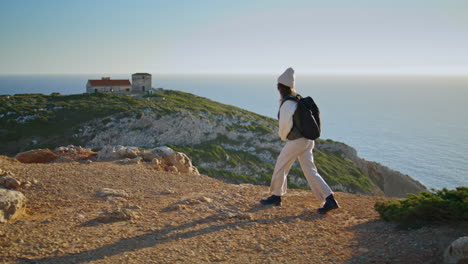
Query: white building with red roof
86 73 152 94
86 77 132 94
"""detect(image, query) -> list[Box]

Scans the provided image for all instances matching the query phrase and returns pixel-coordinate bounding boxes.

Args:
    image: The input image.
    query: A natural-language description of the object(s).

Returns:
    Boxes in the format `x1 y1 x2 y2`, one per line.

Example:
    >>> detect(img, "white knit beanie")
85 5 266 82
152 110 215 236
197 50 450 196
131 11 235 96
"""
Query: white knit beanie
277 67 295 88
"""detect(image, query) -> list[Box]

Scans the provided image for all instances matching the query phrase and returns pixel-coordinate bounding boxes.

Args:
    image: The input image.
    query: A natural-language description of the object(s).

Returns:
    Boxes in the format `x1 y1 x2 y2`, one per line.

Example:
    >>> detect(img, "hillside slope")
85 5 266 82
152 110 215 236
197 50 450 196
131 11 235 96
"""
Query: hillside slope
0 91 426 196
0 157 464 264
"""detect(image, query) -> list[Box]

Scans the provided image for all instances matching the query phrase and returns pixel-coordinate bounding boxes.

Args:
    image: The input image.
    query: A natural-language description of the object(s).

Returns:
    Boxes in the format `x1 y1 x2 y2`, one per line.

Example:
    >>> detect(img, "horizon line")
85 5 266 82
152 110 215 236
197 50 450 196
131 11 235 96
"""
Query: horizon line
1 72 468 77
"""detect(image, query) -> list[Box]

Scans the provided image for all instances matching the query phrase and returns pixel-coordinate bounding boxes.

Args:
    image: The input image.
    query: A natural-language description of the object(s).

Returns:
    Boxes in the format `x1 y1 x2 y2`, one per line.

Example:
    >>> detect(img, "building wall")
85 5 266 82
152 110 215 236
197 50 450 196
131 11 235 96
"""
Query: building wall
132 74 152 93
86 83 132 94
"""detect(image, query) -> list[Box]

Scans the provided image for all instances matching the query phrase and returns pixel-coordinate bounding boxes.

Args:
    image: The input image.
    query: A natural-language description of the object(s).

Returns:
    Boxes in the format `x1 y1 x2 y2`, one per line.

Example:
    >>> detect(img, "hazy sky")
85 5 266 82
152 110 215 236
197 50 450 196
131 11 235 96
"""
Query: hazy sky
1 0 467 75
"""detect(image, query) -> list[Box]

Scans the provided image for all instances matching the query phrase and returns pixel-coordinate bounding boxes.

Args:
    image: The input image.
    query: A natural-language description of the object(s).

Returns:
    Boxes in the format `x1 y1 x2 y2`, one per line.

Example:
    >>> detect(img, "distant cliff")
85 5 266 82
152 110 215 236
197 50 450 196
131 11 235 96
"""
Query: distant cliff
0 91 426 197
316 141 426 197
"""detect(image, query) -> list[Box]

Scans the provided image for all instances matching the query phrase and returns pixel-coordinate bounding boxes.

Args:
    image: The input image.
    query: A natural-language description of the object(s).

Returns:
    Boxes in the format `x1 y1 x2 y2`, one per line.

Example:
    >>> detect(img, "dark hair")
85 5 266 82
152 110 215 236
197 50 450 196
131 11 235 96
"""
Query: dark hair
277 83 294 99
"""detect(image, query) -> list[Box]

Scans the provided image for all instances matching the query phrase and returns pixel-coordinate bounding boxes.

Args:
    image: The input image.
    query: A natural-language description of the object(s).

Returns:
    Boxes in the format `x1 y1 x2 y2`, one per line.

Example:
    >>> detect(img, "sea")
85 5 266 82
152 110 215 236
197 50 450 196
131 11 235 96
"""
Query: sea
0 74 467 190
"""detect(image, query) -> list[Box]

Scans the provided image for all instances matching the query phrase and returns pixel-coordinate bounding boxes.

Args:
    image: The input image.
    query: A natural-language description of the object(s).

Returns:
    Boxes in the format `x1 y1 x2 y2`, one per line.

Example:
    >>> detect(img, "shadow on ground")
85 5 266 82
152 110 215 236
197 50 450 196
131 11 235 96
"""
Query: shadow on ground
343 219 467 264
18 206 324 264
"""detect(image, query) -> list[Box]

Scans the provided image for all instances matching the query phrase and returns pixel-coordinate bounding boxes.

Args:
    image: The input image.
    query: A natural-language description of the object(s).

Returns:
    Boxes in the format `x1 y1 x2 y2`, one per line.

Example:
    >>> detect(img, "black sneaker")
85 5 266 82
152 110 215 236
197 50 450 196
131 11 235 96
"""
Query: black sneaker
317 194 339 214
260 195 282 206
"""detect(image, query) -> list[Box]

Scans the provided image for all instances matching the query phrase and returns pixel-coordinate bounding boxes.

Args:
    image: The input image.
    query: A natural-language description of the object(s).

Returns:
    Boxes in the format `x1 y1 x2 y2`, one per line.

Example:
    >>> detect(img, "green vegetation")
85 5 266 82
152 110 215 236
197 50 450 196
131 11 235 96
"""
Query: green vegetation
314 149 372 193
169 141 373 193
159 90 276 126
0 93 151 153
375 187 468 225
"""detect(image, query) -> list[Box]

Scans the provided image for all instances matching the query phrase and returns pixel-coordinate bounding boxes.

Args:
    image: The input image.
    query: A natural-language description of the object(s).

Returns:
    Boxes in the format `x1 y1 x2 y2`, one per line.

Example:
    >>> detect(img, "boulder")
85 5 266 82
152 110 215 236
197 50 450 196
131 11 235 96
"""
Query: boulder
97 146 121 161
149 147 199 175
141 147 171 161
164 151 199 174
116 145 141 158
15 149 58 163
0 189 26 223
444 236 468 264
124 146 141 158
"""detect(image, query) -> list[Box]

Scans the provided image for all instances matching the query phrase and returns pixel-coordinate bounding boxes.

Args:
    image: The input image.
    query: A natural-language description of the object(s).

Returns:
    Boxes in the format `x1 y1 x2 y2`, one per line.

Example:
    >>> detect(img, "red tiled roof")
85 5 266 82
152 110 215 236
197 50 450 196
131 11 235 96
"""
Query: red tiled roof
88 79 131 87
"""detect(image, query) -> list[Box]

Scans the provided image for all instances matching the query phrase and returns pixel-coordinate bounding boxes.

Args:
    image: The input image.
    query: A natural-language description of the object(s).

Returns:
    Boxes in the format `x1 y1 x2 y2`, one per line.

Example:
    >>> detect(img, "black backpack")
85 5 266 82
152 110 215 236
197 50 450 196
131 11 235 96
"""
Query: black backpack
283 94 321 140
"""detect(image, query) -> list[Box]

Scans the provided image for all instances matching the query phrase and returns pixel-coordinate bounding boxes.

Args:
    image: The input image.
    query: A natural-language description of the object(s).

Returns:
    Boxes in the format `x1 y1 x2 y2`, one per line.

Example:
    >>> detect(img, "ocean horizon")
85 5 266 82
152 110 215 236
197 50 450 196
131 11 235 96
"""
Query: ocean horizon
0 74 467 190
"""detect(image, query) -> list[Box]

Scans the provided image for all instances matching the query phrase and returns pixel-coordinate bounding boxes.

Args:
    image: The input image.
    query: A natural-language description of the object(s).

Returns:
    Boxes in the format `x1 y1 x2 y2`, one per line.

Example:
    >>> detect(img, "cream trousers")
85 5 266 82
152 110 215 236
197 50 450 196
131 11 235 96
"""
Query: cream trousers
270 138 333 205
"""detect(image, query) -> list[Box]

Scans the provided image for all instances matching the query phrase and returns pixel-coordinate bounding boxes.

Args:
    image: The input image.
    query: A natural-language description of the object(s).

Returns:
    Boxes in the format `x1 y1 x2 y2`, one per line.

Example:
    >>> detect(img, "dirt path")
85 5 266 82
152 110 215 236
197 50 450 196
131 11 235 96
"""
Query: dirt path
0 158 465 263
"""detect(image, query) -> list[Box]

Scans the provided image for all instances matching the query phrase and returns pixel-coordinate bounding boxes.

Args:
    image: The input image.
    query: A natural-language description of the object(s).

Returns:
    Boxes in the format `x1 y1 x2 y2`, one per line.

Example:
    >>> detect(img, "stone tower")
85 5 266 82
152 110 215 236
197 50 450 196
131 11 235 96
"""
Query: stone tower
131 73 152 93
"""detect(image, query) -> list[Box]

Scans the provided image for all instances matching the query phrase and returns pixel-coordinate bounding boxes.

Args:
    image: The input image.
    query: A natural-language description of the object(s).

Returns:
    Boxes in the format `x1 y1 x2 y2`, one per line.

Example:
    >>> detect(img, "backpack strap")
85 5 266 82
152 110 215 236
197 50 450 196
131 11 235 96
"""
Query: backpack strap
278 94 302 120
280 94 301 107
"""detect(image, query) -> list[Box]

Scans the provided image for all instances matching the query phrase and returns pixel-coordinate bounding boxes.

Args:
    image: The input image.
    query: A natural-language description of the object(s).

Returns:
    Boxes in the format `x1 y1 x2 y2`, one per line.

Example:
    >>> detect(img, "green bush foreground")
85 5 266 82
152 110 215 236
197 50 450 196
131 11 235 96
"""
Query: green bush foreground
375 187 468 225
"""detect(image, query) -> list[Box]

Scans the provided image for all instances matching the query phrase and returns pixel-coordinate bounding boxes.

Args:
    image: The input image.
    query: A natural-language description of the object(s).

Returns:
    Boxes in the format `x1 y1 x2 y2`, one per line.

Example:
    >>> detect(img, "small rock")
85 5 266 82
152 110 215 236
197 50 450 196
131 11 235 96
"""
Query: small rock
236 213 253 220
96 188 129 198
21 181 32 188
96 208 137 223
126 205 142 210
75 214 86 219
358 247 369 253
273 236 288 242
160 189 175 195
175 204 188 211
184 199 201 205
198 197 213 203
105 196 127 204
0 174 21 189
219 211 236 219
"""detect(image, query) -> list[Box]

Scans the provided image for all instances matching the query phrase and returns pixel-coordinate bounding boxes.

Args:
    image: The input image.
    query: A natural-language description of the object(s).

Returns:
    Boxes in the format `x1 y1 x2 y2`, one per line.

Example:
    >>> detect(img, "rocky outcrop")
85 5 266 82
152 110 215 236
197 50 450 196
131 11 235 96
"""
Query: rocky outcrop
54 145 97 162
317 141 427 197
15 149 58 163
0 189 26 223
97 145 199 175
82 110 280 164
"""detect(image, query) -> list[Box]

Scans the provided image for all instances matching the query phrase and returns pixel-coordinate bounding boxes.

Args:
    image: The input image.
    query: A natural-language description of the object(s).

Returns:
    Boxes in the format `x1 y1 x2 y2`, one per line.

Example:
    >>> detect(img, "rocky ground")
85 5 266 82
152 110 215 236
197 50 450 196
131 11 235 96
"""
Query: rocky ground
0 156 466 264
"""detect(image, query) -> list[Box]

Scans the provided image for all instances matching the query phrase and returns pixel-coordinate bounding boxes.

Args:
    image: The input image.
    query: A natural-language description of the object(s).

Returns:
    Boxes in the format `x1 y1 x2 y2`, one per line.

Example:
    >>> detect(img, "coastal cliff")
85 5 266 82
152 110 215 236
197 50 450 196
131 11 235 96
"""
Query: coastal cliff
0 90 426 197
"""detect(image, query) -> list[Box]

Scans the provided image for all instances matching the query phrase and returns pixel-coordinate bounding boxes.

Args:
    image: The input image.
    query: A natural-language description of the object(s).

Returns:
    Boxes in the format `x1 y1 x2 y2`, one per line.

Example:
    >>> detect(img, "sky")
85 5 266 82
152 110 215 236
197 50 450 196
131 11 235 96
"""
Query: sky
0 0 467 75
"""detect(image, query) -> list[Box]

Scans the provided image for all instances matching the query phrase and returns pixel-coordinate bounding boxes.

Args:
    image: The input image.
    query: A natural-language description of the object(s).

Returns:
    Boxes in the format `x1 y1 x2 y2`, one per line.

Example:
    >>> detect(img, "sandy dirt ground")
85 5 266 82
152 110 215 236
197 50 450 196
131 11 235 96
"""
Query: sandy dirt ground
0 157 466 264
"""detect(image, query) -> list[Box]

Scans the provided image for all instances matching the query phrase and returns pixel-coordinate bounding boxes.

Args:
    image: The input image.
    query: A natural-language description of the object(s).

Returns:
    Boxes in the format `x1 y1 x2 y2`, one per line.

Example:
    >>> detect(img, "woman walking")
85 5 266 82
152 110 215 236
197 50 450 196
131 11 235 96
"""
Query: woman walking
260 67 339 214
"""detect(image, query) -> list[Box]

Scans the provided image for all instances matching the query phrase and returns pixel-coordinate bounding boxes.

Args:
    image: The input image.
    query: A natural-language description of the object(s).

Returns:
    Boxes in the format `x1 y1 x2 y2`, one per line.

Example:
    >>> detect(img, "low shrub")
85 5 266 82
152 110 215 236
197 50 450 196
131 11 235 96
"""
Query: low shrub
375 187 468 224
